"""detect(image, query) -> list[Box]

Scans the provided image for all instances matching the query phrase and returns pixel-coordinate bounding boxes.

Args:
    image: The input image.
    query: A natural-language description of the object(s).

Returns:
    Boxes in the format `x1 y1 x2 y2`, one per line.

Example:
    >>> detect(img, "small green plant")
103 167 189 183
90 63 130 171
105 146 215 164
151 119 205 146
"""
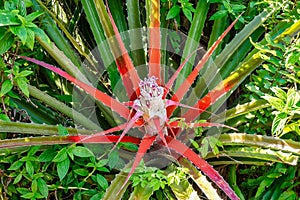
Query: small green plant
165 0 196 23
0 0 48 53
263 87 300 137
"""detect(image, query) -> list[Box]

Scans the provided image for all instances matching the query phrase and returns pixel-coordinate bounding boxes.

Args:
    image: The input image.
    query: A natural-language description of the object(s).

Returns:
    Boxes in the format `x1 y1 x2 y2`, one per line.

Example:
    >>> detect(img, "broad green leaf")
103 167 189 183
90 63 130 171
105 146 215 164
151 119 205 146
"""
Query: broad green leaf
58 124 68 136
190 139 199 149
255 178 274 198
26 161 34 178
13 173 23 184
96 159 108 168
0 31 14 54
7 90 21 100
90 193 104 200
19 0 27 16
278 191 297 200
67 145 75 160
31 179 37 193
25 11 44 22
0 11 20 26
96 174 108 190
232 4 246 11
27 145 40 156
119 142 138 151
31 27 50 44
72 146 94 158
286 88 299 108
25 21 37 28
0 113 10 121
38 148 57 162
97 167 110 173
108 150 119 169
25 28 35 50
266 172 282 178
16 14 26 25
209 10 228 20
57 158 70 180
182 8 193 22
0 80 13 96
16 77 29 97
8 160 24 170
21 192 35 199
10 25 27 44
37 178 49 197
18 70 33 77
24 0 33 8
200 138 209 158
272 112 288 135
263 95 285 111
74 191 82 200
166 5 180 20
271 87 287 100
17 187 30 195
52 148 68 162
74 168 89 176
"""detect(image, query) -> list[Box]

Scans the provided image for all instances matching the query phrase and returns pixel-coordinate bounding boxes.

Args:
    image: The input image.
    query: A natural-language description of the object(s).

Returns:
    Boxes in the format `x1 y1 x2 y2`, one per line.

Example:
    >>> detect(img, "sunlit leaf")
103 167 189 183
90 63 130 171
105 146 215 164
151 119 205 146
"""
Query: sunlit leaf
16 77 29 97
10 25 27 44
272 112 288 135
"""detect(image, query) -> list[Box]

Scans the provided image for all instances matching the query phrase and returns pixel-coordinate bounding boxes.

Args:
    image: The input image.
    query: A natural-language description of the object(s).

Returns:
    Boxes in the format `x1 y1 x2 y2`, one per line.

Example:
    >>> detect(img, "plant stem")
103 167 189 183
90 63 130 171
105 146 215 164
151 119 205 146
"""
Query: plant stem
0 121 92 135
228 165 245 200
28 85 101 130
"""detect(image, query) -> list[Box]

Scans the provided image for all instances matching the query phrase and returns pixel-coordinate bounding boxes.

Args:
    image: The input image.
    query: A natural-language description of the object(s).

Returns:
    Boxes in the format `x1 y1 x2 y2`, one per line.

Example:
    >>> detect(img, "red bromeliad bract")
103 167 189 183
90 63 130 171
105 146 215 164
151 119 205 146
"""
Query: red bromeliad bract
21 1 241 199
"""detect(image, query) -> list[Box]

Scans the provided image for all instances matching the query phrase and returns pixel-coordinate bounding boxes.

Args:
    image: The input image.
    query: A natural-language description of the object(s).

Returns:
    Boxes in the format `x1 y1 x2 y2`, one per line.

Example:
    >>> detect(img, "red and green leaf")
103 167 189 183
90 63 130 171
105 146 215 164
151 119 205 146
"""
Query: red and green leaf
169 15 241 118
20 56 131 119
118 134 157 193
164 136 240 200
148 0 161 82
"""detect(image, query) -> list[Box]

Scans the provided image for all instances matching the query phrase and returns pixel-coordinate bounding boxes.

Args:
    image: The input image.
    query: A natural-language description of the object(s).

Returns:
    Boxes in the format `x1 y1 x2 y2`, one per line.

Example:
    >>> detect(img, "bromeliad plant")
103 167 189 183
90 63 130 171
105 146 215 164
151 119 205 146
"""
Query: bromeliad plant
20 1 241 199
1 0 300 199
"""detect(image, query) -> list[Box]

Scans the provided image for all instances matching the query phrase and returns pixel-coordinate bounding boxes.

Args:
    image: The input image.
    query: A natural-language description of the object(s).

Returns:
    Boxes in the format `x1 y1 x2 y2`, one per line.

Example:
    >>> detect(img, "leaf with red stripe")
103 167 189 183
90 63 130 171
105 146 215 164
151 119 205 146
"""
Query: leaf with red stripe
164 136 240 200
111 111 143 152
20 56 131 119
183 84 229 122
100 1 141 99
118 134 157 194
148 0 161 82
169 15 241 117
69 135 141 145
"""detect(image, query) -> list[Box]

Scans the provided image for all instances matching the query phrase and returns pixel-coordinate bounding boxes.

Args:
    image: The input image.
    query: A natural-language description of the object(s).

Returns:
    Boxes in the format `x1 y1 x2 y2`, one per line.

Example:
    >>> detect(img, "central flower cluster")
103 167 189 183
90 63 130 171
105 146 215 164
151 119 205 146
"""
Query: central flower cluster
134 76 167 127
